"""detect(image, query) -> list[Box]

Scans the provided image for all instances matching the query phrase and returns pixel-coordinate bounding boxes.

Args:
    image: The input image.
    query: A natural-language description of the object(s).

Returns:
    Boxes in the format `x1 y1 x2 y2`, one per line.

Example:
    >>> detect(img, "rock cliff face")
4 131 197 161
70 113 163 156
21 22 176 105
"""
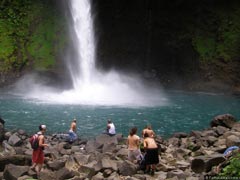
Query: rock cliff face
1 0 240 93
93 0 240 92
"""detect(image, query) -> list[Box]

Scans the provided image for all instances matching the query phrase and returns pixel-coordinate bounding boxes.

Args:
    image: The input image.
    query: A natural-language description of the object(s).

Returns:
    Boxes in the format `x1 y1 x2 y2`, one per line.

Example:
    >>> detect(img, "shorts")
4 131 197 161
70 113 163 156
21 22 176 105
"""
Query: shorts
128 149 141 161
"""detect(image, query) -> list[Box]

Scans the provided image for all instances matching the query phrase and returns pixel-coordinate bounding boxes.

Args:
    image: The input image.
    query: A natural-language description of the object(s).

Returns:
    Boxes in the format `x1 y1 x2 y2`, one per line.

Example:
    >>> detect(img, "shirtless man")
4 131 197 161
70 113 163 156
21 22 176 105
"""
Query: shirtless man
68 119 77 142
127 127 141 163
142 125 155 138
143 133 159 175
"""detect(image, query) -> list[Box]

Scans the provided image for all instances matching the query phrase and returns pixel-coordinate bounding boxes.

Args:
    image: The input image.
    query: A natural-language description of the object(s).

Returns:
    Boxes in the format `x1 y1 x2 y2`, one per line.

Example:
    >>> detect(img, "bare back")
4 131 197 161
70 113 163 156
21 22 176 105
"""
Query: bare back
127 134 140 150
70 122 76 132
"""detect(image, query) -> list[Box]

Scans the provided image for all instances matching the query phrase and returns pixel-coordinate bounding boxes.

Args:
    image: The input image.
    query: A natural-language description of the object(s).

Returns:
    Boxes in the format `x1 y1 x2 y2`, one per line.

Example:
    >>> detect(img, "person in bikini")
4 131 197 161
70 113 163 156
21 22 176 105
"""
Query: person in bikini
31 125 48 176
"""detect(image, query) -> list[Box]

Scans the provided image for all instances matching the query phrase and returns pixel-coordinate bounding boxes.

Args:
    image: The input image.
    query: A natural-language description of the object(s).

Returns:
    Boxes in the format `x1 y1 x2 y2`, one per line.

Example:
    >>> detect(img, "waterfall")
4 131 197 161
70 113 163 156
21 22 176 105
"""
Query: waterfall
13 0 167 107
68 0 96 87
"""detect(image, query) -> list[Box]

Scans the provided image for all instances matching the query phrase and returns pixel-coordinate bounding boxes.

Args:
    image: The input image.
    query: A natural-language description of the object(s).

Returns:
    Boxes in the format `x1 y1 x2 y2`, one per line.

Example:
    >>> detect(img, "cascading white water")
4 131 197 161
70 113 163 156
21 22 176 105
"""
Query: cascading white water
69 0 96 86
14 0 168 107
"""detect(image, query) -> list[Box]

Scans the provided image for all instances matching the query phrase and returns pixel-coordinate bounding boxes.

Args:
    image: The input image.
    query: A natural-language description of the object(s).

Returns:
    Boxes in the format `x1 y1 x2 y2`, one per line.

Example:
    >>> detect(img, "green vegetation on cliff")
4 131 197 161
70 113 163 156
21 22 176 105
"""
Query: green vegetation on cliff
192 3 240 63
0 0 67 73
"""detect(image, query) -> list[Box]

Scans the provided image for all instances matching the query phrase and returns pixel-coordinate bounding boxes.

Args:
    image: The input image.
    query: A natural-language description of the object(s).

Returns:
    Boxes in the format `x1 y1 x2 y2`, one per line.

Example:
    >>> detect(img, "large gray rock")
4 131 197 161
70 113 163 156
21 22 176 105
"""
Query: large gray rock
118 160 137 176
85 140 102 153
167 169 186 179
102 142 117 153
3 164 29 180
2 140 16 155
0 155 31 171
211 114 237 128
74 153 90 165
8 133 22 146
92 172 104 180
191 154 225 173
94 157 118 172
78 164 96 179
38 169 56 180
56 167 75 180
47 160 65 171
95 134 118 146
226 135 240 147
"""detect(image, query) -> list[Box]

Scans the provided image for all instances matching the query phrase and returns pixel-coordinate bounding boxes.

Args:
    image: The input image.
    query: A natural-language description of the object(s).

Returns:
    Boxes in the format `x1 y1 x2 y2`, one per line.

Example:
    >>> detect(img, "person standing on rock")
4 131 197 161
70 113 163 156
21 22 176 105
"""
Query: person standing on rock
31 125 48 176
127 127 141 163
143 132 159 175
142 125 155 138
68 118 78 142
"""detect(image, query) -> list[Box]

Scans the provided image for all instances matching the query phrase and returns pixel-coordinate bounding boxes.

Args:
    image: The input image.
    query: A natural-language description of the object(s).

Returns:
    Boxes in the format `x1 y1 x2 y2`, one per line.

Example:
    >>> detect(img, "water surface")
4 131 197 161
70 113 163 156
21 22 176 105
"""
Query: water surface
0 91 239 139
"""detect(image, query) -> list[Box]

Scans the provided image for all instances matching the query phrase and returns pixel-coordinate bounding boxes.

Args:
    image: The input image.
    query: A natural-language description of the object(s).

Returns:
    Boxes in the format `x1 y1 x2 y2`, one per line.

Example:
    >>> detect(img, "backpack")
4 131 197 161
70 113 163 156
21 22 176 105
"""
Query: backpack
29 134 39 150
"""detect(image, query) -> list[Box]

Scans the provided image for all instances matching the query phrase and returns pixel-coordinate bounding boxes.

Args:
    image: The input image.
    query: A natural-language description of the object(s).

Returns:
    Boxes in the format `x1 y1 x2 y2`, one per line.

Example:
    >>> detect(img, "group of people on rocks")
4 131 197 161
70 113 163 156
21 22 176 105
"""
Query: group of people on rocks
30 119 158 177
127 125 159 175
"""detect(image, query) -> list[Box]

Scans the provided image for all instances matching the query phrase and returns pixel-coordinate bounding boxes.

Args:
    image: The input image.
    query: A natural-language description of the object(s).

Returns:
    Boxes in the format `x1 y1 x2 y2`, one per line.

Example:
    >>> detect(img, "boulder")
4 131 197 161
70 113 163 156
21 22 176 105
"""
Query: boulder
211 114 237 128
8 133 22 146
102 142 117 153
232 123 240 132
74 153 90 165
167 169 186 179
92 172 104 180
116 148 128 159
65 155 79 171
47 160 65 171
118 160 137 176
3 164 29 180
226 135 240 147
168 137 180 147
95 134 118 146
56 167 75 180
191 154 225 173
214 126 229 136
39 169 56 180
85 140 102 153
78 164 96 179
0 155 31 171
172 132 188 138
2 140 16 155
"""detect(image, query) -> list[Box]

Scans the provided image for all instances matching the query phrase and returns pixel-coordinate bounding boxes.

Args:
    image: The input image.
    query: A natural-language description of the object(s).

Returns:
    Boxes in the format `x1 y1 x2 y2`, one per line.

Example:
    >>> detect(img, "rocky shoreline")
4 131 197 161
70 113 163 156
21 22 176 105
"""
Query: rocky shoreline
0 114 239 180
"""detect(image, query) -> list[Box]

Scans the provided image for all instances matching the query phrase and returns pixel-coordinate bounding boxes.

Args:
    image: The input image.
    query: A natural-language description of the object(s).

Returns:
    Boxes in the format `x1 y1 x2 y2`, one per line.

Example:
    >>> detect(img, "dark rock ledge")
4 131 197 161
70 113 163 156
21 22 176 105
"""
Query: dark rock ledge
0 114 239 180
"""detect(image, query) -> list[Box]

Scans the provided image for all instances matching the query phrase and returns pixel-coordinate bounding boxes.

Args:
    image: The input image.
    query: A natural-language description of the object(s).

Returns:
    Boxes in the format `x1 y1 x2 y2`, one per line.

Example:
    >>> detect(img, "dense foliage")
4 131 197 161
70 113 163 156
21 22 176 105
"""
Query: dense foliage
0 0 67 73
191 2 240 63
219 153 240 177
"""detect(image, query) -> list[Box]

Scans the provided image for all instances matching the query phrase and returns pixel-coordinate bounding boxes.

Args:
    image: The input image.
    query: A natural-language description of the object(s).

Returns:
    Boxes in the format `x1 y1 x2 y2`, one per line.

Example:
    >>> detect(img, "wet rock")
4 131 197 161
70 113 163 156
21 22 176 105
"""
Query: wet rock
211 114 237 128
